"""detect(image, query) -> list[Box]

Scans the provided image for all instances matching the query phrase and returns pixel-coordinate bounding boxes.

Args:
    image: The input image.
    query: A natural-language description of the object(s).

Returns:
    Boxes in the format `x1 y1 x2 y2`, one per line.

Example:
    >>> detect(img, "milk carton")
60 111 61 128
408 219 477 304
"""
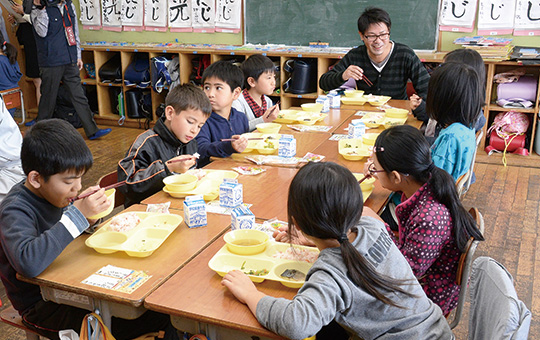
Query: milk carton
231 205 255 230
348 119 366 139
219 178 243 208
183 195 207 228
316 95 330 113
278 134 296 157
328 90 341 108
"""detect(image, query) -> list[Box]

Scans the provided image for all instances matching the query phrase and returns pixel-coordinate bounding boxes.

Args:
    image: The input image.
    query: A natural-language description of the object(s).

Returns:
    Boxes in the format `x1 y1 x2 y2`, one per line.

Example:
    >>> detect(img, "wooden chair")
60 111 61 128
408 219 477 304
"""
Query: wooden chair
0 87 25 125
0 302 42 340
447 207 484 329
97 171 125 208
457 130 484 200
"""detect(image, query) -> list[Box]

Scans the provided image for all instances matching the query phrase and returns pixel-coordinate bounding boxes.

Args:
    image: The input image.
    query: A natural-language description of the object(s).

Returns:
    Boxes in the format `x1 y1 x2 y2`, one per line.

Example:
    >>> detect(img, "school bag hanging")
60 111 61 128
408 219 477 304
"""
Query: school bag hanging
151 56 172 93
485 111 530 165
124 54 151 88
167 56 180 91
79 312 116 340
189 55 211 86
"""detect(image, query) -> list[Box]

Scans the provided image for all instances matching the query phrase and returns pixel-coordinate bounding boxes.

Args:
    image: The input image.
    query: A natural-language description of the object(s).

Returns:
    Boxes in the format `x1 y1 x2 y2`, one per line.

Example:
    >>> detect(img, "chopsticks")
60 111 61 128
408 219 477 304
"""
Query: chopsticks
362 75 373 87
70 181 126 202
357 174 371 184
167 153 200 164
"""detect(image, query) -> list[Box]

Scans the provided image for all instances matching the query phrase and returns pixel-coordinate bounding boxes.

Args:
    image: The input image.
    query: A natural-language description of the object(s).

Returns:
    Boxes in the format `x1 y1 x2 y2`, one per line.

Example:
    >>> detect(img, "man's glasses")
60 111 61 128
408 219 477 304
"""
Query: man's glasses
364 32 390 42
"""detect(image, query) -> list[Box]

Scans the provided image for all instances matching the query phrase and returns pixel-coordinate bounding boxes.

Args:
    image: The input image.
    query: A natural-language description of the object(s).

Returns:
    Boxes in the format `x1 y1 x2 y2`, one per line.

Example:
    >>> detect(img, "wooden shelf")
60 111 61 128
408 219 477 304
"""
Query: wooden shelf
81 79 97 85
486 104 536 114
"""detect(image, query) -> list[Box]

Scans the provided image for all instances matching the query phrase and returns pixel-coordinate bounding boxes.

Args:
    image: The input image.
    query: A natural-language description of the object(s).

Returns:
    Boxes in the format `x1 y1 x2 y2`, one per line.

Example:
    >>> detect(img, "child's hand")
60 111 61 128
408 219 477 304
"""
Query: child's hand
263 103 280 123
273 225 316 246
73 186 110 218
11 3 24 15
231 135 248 153
409 94 422 111
221 270 259 304
166 155 196 173
342 65 365 82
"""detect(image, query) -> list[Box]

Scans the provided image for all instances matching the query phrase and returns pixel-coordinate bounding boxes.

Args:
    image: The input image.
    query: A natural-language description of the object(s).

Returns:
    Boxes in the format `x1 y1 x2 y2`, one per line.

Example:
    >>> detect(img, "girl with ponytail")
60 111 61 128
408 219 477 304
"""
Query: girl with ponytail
368 124 484 315
222 162 452 340
0 30 22 94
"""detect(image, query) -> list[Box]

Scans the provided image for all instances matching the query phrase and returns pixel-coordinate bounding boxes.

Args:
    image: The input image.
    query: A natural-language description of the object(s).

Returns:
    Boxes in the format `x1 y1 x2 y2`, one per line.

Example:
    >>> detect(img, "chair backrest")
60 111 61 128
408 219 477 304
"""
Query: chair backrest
97 171 125 208
456 172 470 200
468 257 531 340
448 207 484 329
464 130 483 193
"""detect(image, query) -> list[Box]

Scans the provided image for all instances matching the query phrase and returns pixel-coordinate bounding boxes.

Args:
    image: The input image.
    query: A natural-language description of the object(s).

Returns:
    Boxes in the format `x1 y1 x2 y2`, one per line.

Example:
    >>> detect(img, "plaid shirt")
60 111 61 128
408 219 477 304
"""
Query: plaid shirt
320 42 430 121
242 88 267 118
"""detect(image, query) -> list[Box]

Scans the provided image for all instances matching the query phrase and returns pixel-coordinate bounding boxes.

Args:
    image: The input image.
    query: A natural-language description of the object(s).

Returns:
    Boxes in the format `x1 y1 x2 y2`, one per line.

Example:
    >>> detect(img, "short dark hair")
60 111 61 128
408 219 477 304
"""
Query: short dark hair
202 60 243 92
21 119 93 180
357 7 391 34
241 55 275 89
165 83 212 118
426 62 483 128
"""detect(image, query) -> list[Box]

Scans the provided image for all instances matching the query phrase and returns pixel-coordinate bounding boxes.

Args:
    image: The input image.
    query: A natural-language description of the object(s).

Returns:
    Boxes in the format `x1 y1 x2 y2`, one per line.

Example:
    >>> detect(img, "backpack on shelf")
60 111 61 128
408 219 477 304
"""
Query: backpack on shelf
485 111 530 163
189 55 211 86
124 54 151 88
151 56 172 93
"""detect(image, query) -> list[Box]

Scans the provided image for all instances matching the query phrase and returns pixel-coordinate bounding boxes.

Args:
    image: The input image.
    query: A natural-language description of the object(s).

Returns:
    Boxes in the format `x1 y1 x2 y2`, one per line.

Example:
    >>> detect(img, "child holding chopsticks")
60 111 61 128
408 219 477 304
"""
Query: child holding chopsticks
118 83 212 207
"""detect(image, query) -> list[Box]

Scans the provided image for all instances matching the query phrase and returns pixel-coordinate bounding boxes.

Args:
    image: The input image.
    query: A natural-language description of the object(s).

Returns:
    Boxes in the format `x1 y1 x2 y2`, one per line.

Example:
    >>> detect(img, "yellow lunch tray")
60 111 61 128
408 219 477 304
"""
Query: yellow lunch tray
85 212 183 257
382 117 407 129
242 133 280 155
366 95 391 106
274 109 301 124
341 96 367 106
163 170 238 200
359 112 386 128
209 241 320 288
274 110 327 125
338 139 371 161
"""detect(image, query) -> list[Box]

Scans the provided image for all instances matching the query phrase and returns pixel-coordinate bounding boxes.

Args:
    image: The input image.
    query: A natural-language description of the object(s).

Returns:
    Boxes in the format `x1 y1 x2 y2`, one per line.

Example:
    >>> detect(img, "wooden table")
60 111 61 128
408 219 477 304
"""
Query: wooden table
276 107 358 134
17 204 233 329
142 160 297 221
145 237 295 340
339 98 411 112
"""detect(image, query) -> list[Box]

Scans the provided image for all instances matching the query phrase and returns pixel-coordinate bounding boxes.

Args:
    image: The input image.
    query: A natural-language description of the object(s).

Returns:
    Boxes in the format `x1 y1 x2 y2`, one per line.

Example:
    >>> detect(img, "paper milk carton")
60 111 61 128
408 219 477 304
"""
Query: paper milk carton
231 205 255 230
183 195 207 228
278 134 297 157
219 178 243 208
316 95 330 113
348 119 366 139
328 90 341 108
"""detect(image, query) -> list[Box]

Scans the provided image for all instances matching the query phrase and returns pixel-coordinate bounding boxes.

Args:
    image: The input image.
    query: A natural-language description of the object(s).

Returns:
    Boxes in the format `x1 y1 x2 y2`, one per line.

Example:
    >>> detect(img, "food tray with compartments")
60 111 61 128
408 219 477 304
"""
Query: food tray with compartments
208 241 320 288
274 110 327 125
241 133 281 155
85 212 183 257
163 169 238 200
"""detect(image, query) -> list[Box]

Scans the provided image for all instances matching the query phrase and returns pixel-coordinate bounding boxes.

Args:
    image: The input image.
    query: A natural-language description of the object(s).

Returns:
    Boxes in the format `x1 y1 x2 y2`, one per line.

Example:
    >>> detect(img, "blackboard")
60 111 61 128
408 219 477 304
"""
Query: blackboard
245 1 440 51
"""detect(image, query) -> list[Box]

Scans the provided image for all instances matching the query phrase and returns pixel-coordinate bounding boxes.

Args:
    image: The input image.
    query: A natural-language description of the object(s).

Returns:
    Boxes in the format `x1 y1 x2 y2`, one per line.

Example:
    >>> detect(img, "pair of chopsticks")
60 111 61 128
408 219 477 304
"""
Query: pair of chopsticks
355 75 373 88
357 174 372 184
221 138 264 142
264 101 280 119
167 153 200 164
70 181 126 202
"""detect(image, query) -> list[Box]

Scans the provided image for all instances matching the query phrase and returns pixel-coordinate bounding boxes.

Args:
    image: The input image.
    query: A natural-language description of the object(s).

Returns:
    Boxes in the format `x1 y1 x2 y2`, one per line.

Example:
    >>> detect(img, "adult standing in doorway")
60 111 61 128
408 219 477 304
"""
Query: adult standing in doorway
319 7 430 122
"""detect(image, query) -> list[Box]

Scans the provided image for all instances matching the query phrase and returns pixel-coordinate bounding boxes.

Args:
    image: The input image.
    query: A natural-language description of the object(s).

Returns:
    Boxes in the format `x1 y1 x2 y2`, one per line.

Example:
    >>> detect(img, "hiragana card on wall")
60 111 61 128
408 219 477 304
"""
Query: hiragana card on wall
215 0 241 33
79 0 101 30
514 0 540 35
477 0 516 34
122 0 144 31
439 0 478 32
169 0 192 32
144 0 168 31
192 0 215 32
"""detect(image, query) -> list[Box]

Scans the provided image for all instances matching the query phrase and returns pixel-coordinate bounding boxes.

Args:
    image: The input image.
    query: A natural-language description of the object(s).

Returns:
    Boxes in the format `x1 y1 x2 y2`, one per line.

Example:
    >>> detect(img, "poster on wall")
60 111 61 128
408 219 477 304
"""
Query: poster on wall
477 0 517 35
79 0 102 30
514 0 540 35
215 0 241 33
192 0 215 32
122 0 144 31
144 0 168 31
439 0 478 32
102 0 123 31
169 0 193 32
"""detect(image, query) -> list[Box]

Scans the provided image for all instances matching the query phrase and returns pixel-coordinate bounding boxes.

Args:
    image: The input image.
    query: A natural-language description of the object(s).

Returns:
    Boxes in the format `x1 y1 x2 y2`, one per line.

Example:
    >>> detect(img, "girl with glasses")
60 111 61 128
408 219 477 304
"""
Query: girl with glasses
366 125 484 315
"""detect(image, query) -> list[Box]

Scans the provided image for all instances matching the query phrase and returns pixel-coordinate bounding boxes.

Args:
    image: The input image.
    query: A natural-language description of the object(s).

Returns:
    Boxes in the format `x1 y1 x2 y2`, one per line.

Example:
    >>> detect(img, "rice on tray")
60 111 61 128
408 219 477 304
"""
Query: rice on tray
108 212 141 232
272 246 319 263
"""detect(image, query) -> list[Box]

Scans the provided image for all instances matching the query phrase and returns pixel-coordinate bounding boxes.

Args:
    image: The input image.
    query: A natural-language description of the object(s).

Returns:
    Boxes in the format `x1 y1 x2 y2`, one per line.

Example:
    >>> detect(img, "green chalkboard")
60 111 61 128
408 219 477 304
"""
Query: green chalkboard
245 1 439 50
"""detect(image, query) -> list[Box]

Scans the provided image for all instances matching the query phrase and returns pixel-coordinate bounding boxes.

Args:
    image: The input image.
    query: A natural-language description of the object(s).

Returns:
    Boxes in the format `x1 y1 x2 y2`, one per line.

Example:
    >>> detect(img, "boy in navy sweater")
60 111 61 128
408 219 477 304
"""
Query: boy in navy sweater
196 60 249 167
0 119 178 340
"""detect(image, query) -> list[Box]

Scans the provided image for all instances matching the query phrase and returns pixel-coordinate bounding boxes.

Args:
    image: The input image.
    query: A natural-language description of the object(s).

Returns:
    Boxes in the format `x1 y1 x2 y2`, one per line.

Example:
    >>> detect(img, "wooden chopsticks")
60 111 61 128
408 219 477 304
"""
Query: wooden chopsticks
362 75 373 87
70 181 126 202
167 153 200 164
221 138 264 142
357 174 371 184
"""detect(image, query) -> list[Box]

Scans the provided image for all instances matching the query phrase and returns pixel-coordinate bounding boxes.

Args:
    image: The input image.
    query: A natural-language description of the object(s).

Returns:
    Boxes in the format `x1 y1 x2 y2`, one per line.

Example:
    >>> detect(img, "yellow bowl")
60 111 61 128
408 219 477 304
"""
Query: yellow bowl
353 174 377 191
362 133 380 146
301 103 323 112
341 97 367 105
367 96 391 106
344 90 365 98
384 108 409 119
88 189 116 220
163 173 198 192
256 123 282 134
383 117 407 129
224 229 269 255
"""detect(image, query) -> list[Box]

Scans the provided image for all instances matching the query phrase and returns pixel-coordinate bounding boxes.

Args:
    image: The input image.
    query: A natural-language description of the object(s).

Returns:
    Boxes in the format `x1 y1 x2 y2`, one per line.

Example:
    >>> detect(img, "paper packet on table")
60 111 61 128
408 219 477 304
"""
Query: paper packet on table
299 152 325 163
145 202 171 214
245 155 301 166
232 165 267 175
286 124 333 132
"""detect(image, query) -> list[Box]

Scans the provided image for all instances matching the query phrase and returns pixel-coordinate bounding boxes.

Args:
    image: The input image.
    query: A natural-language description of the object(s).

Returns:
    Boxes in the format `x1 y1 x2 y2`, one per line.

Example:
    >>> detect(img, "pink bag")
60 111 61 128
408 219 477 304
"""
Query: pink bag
486 111 530 159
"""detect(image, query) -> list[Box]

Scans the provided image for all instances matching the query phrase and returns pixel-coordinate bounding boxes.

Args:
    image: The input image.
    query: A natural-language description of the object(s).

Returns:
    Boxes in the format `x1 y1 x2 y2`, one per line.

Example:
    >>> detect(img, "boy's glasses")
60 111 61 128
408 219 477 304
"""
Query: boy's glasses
367 162 385 175
364 32 390 42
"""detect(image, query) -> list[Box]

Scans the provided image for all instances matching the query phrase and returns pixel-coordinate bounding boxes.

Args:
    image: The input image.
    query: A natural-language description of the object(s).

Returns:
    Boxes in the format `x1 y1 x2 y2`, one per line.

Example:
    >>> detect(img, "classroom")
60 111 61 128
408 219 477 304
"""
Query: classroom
0 0 538 339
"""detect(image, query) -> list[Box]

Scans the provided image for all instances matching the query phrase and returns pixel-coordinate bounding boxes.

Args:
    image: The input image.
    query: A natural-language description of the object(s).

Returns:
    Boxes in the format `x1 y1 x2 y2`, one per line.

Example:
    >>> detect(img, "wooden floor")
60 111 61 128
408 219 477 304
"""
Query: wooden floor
1 125 538 339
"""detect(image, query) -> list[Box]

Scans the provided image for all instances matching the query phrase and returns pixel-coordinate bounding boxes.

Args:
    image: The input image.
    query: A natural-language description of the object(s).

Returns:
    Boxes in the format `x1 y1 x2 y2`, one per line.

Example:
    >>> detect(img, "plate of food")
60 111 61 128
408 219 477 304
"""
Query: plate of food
85 212 183 257
338 139 371 161
359 112 386 128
